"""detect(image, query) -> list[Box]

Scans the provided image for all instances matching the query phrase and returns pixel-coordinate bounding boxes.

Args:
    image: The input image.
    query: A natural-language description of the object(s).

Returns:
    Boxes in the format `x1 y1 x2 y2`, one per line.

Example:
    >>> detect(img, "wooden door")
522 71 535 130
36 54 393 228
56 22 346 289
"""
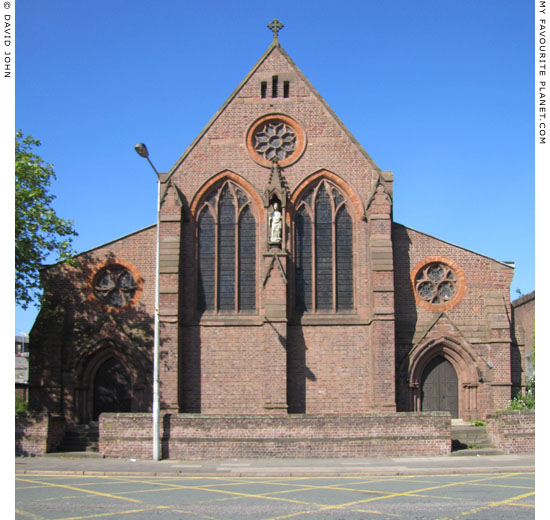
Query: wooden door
421 356 459 418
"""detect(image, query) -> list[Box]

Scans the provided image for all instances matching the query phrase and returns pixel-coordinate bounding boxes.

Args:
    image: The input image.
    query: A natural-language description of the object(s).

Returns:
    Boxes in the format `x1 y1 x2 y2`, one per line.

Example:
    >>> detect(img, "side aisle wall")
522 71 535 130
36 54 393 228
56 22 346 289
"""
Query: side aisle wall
393 224 515 420
28 226 157 425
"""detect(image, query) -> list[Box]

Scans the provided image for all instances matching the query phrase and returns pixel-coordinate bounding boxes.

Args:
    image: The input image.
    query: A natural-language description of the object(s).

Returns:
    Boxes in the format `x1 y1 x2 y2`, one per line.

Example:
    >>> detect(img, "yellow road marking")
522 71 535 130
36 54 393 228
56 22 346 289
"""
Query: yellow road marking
351 508 401 517
434 490 536 519
261 481 463 499
54 509 151 520
260 473 532 520
44 475 316 506
17 505 175 520
463 481 534 490
490 490 535 507
14 509 45 520
172 510 223 520
95 476 420 501
16 472 535 520
260 508 326 520
15 477 143 504
16 484 55 490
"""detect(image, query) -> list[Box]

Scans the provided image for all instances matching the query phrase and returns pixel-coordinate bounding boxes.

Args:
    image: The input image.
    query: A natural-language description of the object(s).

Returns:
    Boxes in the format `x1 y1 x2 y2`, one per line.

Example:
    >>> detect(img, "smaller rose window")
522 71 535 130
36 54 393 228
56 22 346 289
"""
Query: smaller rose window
414 262 457 305
93 265 137 308
253 120 296 162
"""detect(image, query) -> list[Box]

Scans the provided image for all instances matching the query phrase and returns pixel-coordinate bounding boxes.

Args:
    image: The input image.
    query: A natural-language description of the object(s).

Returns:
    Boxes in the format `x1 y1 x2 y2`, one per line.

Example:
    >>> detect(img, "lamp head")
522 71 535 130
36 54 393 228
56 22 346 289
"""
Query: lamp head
134 143 149 158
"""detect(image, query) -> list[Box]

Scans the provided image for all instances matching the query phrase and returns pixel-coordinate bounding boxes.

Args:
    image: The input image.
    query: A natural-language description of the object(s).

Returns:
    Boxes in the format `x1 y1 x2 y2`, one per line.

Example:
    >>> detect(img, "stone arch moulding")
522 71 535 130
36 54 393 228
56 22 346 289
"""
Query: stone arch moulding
189 170 265 223
407 336 484 420
288 169 364 224
246 113 307 168
86 257 144 314
74 339 149 424
410 256 466 312
288 170 362 315
190 170 263 315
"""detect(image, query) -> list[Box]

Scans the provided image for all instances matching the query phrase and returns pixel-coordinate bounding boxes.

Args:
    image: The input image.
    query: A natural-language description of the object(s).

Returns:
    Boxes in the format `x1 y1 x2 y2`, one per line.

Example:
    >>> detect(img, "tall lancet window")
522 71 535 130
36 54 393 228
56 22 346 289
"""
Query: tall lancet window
197 181 257 313
294 179 354 313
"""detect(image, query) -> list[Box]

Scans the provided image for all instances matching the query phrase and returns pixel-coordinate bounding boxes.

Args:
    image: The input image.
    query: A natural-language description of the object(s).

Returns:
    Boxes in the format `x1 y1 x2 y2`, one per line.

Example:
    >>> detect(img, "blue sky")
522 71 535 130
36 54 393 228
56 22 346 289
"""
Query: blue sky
12 0 535 334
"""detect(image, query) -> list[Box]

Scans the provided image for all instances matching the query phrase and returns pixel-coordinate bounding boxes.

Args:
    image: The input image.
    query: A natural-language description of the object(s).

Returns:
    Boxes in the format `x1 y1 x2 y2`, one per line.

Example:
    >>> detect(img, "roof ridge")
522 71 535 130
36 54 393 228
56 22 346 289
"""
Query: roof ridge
393 222 515 268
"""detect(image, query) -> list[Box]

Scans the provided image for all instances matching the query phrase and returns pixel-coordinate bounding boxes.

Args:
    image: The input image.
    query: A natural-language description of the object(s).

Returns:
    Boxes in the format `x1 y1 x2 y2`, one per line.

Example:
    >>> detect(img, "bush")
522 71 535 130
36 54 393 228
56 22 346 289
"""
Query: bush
470 420 486 427
15 394 29 413
508 376 535 410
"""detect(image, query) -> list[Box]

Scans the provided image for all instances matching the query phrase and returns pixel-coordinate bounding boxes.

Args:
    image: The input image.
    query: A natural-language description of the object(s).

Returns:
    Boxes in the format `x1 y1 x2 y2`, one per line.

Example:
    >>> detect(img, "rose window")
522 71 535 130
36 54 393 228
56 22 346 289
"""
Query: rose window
414 262 457 305
93 265 137 308
253 121 296 162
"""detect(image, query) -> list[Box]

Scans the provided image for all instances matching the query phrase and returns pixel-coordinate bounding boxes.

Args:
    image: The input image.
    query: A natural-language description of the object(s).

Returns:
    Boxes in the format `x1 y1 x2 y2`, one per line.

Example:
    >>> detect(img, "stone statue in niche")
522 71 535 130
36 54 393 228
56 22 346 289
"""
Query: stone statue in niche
268 201 283 246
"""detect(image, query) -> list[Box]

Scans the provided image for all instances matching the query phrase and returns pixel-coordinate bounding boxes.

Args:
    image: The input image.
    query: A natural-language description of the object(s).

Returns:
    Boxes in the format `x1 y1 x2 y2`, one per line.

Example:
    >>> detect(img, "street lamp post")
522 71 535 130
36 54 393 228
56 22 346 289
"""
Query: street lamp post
134 142 161 461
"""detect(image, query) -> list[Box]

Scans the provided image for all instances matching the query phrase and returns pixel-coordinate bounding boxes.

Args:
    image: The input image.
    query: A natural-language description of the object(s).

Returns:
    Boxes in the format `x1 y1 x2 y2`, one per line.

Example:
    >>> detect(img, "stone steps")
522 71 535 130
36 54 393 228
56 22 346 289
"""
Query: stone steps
451 448 505 456
57 422 99 453
451 420 502 453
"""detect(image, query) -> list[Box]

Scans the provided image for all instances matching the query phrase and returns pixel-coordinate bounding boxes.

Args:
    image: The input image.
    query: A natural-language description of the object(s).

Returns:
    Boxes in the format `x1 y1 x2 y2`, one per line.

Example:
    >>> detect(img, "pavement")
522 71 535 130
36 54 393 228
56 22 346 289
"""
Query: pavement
14 450 535 477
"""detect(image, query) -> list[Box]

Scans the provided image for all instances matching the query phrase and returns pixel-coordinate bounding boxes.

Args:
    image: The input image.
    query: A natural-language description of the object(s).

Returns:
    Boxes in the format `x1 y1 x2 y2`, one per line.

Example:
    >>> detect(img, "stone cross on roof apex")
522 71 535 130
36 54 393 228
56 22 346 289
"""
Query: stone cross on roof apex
267 19 284 42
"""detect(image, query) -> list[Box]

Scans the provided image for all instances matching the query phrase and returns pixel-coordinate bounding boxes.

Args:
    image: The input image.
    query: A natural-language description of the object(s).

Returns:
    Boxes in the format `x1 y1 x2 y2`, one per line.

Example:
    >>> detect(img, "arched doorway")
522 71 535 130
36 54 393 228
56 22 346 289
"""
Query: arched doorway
75 339 150 424
92 357 132 420
421 355 458 418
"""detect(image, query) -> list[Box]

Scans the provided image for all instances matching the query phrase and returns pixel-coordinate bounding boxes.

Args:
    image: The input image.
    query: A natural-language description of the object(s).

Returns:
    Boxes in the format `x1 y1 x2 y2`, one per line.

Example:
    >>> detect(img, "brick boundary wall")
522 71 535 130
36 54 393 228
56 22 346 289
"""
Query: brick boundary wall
99 412 451 459
15 413 65 456
485 410 535 454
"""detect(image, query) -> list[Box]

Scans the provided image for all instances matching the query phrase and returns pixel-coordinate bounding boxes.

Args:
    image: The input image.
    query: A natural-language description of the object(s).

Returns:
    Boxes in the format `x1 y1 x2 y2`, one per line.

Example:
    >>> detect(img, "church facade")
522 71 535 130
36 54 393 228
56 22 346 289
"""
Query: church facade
29 25 526 430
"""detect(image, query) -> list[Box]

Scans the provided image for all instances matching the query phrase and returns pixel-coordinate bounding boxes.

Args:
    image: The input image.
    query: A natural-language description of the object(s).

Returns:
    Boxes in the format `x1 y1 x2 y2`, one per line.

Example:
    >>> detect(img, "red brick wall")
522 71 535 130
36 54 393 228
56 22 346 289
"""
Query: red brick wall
15 413 65 456
288 325 371 414
486 410 535 453
99 413 154 459
172 46 394 415
166 45 513 419
393 224 514 419
196 326 285 413
99 412 451 459
169 49 381 210
28 44 517 426
29 226 157 423
393 224 513 324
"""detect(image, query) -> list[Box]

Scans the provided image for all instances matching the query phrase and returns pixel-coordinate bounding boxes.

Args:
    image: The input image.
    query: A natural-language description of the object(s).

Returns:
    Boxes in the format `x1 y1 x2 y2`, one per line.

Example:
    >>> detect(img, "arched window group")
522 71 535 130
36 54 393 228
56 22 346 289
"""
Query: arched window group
195 176 354 315
294 179 354 312
197 180 257 313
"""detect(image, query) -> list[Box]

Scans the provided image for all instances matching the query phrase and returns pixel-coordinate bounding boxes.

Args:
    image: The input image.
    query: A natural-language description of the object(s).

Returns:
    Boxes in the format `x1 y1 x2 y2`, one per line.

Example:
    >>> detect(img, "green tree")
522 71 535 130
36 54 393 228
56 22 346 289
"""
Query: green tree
15 130 77 309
